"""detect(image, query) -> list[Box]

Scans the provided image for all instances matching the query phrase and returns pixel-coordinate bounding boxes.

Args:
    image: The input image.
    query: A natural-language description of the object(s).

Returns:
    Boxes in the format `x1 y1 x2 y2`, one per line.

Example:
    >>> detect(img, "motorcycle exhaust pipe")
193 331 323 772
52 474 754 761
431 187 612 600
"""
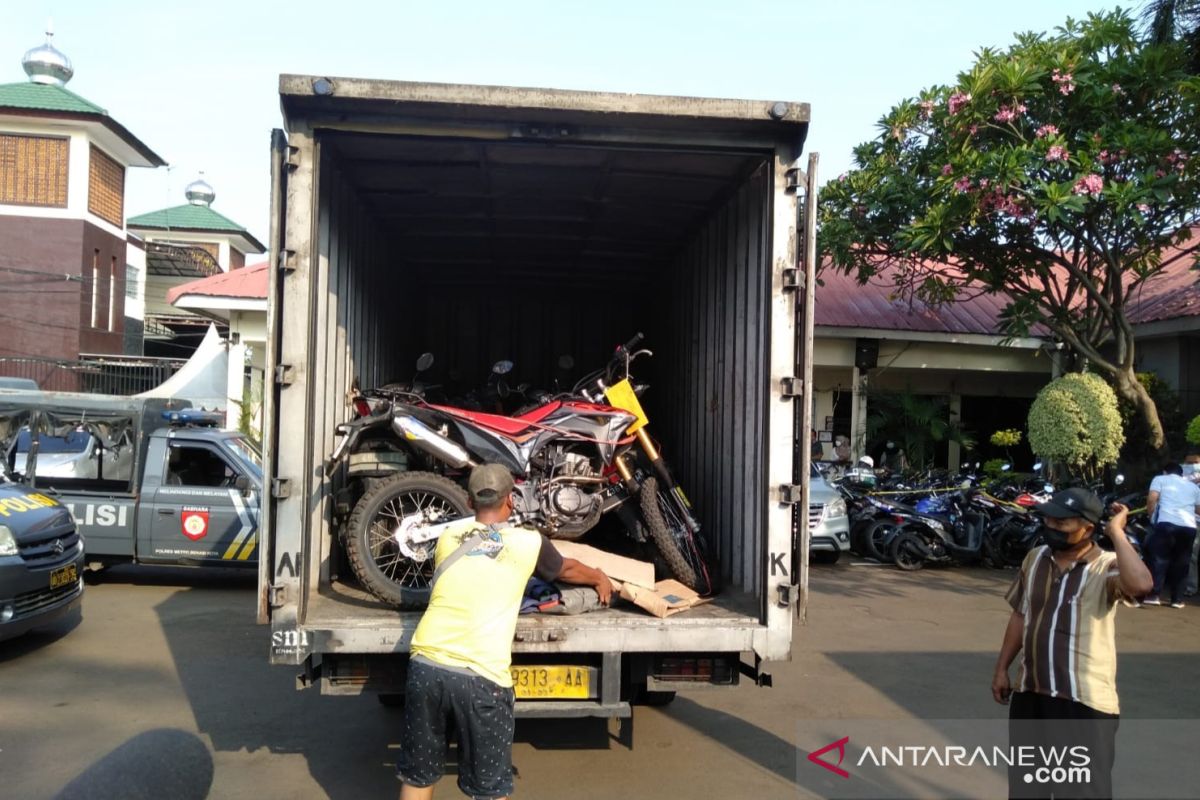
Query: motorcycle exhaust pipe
392 415 478 469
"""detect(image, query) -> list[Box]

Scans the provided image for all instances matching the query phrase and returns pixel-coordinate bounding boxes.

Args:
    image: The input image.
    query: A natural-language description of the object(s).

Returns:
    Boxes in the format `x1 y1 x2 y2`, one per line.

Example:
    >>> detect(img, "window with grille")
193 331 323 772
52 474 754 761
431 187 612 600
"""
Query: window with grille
0 133 69 207
88 145 124 226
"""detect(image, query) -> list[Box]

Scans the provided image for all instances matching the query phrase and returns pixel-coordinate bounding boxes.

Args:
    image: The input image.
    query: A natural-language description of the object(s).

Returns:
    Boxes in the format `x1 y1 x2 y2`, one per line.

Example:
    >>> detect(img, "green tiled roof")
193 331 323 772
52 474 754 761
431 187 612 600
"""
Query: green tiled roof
127 203 250 233
0 81 107 115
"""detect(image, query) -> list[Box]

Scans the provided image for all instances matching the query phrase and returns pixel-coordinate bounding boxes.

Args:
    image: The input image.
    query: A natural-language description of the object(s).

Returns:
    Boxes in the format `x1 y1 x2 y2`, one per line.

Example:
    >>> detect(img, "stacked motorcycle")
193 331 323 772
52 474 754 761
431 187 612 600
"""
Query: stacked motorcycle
324 335 721 608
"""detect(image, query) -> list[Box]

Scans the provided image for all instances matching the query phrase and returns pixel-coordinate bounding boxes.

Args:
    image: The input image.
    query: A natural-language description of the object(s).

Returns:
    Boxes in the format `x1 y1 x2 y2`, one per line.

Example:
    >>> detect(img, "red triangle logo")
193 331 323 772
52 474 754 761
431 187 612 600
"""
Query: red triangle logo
808 735 850 778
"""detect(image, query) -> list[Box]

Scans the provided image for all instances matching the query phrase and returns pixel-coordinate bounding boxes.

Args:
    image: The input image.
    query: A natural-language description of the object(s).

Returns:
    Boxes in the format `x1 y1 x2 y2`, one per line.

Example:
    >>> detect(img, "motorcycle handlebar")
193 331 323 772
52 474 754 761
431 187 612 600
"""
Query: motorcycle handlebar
620 332 645 353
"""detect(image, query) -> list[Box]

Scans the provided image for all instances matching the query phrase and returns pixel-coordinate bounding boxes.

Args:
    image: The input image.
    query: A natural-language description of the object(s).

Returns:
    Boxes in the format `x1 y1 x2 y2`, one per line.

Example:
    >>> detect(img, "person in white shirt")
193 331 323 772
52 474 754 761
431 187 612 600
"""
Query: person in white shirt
1144 463 1200 608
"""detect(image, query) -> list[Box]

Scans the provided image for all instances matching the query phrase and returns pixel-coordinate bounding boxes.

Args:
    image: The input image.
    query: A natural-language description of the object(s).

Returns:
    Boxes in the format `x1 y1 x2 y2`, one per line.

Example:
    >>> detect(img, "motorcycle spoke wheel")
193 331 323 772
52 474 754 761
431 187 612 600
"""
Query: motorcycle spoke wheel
345 472 470 608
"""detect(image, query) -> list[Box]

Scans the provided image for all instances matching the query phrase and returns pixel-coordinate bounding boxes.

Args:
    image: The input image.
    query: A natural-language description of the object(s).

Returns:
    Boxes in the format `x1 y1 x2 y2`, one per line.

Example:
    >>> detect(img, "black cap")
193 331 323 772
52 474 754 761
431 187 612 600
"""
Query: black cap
1036 488 1103 524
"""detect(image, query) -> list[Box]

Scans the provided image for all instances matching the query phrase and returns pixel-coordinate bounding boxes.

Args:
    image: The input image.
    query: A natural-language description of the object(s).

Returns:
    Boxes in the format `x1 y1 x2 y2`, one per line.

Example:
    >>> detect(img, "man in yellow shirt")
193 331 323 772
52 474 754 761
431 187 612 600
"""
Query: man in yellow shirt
398 463 613 800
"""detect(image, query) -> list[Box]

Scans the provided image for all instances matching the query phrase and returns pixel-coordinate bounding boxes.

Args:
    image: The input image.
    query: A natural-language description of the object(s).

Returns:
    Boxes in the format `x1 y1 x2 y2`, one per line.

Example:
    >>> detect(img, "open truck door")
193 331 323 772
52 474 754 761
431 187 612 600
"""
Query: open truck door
258 129 289 625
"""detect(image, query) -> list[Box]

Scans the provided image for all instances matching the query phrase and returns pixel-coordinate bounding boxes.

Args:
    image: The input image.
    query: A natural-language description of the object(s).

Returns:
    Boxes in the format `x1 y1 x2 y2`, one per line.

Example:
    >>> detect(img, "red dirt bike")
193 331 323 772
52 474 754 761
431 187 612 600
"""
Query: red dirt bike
326 334 718 608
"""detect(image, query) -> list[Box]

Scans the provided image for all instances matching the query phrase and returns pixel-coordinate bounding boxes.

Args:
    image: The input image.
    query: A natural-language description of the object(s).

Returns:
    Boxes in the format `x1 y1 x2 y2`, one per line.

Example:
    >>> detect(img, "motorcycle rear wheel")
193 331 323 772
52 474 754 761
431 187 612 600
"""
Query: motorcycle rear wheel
889 532 926 571
344 471 471 608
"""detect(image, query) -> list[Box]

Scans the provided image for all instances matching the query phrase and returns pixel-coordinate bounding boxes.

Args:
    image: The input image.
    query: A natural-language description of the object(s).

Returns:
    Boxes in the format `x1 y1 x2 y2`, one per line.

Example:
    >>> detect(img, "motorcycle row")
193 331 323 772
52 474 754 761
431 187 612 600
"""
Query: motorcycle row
831 464 1151 571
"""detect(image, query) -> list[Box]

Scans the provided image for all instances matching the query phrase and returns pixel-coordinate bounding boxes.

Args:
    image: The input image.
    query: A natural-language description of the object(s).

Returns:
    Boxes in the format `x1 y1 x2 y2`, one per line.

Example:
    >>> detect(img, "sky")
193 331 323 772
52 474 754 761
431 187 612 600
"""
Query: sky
1 0 1119 248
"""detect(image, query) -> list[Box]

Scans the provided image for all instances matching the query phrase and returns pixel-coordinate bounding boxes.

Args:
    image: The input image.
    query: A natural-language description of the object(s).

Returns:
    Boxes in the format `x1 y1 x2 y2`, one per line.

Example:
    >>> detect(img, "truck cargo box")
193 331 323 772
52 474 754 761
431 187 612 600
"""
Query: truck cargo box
259 76 817 705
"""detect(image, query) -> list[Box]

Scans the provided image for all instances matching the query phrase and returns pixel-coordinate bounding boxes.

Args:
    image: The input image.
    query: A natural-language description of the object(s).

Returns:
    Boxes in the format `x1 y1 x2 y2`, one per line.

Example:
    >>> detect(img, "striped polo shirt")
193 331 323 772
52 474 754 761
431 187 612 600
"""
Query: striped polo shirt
1005 544 1133 715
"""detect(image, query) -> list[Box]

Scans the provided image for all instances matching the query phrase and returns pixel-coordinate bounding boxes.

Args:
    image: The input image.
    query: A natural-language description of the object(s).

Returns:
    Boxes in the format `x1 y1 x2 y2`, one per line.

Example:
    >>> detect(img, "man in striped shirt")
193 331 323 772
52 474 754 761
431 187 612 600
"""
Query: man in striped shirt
992 488 1153 798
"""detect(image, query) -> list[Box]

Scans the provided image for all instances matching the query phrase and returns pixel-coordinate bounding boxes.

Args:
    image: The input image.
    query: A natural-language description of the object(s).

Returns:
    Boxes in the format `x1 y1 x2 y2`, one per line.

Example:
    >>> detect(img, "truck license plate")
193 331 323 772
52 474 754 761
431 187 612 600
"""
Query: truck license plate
50 563 77 590
510 666 591 699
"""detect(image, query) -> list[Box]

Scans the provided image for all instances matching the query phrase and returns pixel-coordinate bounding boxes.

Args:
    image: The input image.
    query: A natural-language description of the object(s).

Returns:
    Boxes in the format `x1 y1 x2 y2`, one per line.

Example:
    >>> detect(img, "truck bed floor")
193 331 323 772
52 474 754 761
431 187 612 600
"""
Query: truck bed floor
305 578 762 630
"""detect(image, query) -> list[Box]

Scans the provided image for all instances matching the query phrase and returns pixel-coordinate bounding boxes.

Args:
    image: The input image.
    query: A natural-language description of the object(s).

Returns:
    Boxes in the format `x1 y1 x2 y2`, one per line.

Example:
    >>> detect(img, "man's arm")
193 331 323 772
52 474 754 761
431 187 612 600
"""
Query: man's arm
1146 490 1160 520
557 558 614 605
993 610 1024 704
1106 503 1154 597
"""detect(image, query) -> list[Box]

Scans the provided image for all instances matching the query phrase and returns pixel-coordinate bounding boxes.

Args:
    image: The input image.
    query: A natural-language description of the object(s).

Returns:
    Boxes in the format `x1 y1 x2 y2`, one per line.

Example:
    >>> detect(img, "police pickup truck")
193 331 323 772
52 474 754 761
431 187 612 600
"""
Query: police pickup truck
0 391 262 570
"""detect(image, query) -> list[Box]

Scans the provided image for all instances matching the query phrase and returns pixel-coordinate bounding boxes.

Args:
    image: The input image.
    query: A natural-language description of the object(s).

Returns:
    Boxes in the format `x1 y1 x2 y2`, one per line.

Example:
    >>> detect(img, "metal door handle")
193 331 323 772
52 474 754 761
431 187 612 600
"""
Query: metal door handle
157 509 176 516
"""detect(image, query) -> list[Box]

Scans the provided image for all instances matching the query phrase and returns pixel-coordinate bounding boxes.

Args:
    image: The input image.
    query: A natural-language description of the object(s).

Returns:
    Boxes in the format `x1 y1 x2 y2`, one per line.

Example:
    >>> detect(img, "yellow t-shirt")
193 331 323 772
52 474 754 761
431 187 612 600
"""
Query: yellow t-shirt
409 519 549 687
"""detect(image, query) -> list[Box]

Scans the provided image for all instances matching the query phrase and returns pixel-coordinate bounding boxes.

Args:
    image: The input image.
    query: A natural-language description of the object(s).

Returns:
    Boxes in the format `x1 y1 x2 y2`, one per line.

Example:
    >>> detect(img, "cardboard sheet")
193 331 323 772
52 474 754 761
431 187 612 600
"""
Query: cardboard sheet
551 541 656 589
612 578 711 618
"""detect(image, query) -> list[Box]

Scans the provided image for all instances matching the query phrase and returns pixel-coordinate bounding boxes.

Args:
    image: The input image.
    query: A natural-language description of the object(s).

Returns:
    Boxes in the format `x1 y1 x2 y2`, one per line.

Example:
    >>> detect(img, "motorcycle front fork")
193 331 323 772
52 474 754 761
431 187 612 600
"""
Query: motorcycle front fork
612 428 701 534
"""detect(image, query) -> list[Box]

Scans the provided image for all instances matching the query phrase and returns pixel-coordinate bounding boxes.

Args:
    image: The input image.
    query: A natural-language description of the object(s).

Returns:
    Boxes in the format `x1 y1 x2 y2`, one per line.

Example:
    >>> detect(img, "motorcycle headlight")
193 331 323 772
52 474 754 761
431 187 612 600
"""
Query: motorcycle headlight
824 497 847 520
0 524 18 557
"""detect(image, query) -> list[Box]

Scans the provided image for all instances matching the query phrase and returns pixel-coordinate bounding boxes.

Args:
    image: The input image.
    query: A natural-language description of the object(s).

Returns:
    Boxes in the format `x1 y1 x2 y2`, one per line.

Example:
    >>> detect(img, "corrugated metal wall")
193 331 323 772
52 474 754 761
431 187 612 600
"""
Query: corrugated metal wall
659 165 771 595
312 147 399 575
307 140 774 599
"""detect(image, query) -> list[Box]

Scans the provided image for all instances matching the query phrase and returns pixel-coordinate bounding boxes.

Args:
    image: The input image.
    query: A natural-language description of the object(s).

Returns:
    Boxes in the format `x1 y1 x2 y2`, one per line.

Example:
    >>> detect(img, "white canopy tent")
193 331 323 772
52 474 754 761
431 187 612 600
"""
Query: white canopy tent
136 324 230 412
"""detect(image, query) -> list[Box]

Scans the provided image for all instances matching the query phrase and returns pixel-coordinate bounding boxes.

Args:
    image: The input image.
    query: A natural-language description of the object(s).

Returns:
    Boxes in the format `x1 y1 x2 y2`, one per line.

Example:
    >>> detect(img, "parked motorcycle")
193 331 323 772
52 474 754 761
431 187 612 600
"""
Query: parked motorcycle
326 334 718 607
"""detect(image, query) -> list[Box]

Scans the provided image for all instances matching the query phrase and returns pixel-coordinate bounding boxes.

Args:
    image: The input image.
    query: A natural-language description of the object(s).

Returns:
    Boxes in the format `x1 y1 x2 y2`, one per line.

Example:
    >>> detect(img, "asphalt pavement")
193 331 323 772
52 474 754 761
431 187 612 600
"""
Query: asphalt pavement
1 560 1197 799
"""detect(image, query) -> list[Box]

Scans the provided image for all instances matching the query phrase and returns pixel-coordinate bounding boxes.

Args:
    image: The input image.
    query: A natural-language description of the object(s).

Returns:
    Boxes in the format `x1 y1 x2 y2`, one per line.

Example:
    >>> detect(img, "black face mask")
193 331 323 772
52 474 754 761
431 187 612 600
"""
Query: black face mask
1040 524 1091 551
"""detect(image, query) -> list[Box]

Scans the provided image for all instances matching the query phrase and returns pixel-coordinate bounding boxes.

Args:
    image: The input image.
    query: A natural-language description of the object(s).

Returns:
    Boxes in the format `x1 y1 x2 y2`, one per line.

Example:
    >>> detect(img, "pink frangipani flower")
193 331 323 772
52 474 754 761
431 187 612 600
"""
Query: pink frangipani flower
1073 174 1103 196
1045 145 1068 163
948 92 972 116
1035 124 1059 138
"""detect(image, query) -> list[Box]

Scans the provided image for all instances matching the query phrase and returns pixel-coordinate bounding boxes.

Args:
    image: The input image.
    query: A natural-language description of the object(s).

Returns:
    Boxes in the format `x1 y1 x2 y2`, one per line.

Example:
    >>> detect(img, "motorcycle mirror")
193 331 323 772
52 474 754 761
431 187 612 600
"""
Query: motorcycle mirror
1032 461 1043 471
1115 473 1125 486
493 360 514 376
557 354 575 370
1044 483 1054 494
415 352 435 373
1001 464 1012 472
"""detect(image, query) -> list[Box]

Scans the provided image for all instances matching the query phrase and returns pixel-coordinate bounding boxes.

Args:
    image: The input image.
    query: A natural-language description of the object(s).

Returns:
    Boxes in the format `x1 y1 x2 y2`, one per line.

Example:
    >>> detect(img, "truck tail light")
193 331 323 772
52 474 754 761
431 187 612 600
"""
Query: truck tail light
652 654 737 684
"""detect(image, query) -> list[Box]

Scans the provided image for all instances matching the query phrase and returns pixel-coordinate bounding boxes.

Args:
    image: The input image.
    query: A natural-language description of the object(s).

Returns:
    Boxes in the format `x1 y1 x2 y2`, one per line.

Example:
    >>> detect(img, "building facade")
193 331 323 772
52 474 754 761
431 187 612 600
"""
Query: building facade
0 32 164 369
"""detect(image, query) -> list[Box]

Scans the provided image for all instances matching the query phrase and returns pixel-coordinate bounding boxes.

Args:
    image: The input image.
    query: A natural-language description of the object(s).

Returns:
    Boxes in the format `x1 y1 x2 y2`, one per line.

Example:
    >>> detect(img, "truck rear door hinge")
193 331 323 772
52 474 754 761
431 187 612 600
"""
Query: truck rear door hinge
278 248 297 274
780 376 803 397
271 478 292 499
779 484 803 505
781 267 804 291
286 144 301 170
269 583 287 608
777 583 799 608
275 364 295 387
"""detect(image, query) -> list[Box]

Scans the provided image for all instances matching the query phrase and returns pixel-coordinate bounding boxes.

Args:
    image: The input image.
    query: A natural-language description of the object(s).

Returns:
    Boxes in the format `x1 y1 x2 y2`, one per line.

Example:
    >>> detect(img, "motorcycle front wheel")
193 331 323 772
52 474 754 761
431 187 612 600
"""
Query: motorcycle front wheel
863 519 902 562
638 476 715 594
344 471 471 608
889 531 927 571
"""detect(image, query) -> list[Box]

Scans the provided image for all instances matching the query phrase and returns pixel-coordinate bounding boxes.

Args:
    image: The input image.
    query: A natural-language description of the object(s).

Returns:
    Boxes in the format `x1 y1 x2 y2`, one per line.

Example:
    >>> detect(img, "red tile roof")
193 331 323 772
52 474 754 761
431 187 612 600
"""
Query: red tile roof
1125 237 1200 325
167 262 268 305
815 264 1014 336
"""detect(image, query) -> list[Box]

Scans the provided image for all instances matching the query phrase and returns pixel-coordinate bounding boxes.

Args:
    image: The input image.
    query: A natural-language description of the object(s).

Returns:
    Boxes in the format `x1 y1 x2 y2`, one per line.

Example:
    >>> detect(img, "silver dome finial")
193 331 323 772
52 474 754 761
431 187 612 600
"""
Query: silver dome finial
22 21 74 87
185 172 216 207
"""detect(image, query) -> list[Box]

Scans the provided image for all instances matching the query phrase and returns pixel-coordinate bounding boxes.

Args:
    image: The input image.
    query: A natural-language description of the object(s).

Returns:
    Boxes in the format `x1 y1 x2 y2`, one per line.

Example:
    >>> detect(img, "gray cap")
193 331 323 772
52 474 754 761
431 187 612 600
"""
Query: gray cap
468 463 514 505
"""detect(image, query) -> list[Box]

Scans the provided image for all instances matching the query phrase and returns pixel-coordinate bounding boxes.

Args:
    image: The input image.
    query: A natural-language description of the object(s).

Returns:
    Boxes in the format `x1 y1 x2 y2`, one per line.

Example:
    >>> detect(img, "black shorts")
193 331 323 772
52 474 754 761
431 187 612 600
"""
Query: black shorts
397 657 516 799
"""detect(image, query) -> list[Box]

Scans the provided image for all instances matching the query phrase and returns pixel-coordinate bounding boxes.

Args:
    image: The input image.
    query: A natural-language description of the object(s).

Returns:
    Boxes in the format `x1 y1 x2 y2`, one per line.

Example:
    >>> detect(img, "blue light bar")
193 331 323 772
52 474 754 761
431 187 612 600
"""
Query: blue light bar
162 409 222 427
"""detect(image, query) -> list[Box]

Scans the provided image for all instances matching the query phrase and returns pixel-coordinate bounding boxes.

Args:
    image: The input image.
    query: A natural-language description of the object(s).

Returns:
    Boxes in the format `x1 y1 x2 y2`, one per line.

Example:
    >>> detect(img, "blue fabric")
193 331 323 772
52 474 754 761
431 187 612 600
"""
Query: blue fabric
519 577 560 614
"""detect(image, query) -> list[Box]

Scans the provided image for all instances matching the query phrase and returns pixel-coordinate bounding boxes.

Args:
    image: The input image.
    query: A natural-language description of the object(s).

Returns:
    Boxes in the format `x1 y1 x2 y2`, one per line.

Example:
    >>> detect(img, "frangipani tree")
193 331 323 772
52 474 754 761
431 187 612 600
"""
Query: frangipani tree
819 9 1200 458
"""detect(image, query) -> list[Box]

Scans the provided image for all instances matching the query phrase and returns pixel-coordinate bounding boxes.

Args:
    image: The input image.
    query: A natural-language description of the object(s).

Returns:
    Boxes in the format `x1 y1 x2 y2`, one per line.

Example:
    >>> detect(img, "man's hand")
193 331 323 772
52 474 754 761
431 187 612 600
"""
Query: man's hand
1106 502 1130 537
595 572 614 606
992 667 1012 705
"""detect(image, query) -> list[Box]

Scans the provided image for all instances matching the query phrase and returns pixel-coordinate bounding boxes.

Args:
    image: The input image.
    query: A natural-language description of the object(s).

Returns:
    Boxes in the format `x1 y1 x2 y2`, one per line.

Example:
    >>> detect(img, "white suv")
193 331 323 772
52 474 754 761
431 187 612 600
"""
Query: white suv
809 464 850 563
